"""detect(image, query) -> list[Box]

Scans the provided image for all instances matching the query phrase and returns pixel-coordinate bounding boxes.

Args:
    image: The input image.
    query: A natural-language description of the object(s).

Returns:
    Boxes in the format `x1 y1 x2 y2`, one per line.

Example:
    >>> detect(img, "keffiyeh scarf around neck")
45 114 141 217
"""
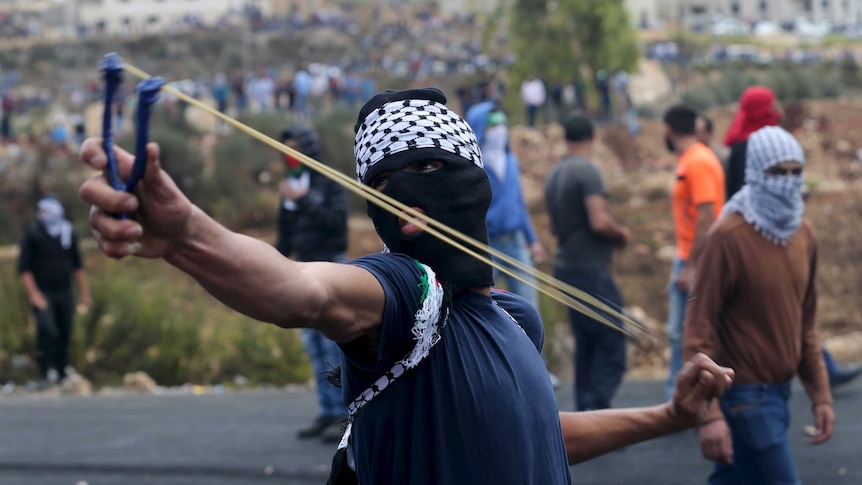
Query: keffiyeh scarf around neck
720 126 805 246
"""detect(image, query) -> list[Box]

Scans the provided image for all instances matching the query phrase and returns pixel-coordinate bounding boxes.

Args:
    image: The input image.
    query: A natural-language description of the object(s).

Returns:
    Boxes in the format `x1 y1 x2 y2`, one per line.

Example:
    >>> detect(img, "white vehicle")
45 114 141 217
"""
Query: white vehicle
711 17 749 36
753 21 780 37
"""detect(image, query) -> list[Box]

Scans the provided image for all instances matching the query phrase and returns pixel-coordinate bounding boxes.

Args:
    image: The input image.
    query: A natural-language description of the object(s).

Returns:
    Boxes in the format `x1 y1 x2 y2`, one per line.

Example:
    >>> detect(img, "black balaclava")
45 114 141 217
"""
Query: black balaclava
354 87 493 294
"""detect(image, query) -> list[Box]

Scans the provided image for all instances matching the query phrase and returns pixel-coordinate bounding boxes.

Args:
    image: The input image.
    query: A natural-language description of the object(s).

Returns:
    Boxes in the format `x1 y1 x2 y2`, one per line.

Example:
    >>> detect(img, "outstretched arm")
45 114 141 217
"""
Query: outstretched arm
560 353 734 464
79 138 383 343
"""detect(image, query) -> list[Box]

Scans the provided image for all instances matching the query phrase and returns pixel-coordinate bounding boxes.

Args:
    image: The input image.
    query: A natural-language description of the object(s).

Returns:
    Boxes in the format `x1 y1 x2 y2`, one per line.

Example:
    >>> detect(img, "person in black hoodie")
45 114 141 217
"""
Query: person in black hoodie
275 126 349 442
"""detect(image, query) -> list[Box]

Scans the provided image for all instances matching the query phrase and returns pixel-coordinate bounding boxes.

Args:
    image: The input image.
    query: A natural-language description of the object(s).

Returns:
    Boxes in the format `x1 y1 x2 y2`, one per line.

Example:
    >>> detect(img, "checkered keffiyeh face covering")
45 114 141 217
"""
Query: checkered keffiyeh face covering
350 87 494 295
354 90 483 184
721 126 805 245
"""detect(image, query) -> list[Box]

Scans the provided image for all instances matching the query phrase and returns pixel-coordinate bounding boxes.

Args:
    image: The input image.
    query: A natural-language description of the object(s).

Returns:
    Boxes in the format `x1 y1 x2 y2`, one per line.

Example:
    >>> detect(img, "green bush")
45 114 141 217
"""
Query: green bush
0 261 33 381
681 64 845 112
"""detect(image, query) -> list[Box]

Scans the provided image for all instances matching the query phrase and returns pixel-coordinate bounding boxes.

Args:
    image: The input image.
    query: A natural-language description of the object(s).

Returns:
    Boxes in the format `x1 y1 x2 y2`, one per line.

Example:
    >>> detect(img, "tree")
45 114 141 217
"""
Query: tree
509 0 640 86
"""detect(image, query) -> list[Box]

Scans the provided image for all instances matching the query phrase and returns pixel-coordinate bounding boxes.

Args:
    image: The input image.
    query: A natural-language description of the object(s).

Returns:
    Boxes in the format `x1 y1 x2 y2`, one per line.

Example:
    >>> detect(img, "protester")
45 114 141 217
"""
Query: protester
684 126 834 484
545 113 630 411
465 97 546 311
663 105 725 399
723 87 861 389
79 87 734 485
723 86 781 199
18 196 91 387
520 75 547 127
275 126 349 444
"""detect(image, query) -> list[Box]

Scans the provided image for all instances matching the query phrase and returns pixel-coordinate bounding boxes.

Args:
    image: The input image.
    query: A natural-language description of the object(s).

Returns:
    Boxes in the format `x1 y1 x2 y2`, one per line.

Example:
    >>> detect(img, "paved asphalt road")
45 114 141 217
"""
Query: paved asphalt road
0 377 859 485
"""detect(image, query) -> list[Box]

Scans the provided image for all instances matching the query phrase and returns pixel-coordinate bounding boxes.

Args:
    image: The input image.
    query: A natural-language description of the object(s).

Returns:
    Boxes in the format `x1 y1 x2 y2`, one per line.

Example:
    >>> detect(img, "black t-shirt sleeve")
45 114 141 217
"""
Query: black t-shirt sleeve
579 162 607 199
344 253 426 371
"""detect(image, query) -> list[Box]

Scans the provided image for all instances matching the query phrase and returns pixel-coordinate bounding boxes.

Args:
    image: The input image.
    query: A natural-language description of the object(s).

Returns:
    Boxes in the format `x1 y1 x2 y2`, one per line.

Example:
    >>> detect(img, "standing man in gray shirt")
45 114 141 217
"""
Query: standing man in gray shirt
545 113 630 411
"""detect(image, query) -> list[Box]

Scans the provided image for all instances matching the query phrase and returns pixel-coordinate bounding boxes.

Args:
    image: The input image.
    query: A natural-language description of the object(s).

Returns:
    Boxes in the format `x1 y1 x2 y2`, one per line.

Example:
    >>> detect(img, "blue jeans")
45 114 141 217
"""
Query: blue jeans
709 382 801 485
666 256 688 400
554 266 627 411
489 231 538 310
301 328 347 417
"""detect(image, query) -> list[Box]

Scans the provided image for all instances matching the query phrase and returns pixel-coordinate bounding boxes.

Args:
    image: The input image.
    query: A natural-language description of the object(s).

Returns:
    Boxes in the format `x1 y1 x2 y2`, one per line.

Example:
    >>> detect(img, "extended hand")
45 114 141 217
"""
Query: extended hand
668 353 734 428
29 292 48 311
79 138 193 259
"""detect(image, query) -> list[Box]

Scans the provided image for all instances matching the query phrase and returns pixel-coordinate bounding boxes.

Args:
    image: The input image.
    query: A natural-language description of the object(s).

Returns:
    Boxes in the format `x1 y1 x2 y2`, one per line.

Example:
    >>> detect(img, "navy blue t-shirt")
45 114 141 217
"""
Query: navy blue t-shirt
341 253 571 484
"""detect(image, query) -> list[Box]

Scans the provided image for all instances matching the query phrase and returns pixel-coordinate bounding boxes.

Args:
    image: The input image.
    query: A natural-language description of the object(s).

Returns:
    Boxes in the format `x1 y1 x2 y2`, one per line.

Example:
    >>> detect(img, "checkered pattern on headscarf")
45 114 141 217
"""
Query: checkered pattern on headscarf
354 98 483 182
744 125 805 184
721 126 806 246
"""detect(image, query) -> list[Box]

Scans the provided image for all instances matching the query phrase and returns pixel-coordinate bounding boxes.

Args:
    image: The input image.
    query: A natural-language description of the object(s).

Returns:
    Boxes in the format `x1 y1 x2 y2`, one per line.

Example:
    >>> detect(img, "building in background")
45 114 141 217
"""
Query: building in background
665 0 862 27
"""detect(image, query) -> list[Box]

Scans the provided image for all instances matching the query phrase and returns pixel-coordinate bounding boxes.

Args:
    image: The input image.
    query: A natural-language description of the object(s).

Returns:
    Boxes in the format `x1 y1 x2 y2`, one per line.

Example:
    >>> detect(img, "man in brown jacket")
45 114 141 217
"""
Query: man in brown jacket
683 126 834 485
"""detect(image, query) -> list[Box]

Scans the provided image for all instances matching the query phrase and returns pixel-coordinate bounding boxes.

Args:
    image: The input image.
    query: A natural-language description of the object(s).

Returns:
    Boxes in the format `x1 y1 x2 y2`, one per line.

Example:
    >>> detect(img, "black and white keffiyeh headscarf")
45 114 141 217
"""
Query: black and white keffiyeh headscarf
354 88 483 184
721 126 805 246
37 197 73 249
350 87 494 295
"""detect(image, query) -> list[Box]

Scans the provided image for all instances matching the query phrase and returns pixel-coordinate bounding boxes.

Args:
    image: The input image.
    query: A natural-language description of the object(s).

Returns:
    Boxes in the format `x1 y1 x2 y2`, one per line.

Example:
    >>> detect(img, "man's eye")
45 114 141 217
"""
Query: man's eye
371 175 389 189
412 161 443 173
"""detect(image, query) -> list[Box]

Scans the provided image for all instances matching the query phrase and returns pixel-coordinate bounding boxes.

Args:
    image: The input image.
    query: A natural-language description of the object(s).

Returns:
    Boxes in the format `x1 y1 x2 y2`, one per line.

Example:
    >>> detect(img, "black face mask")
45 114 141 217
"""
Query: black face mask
665 135 675 153
367 159 494 294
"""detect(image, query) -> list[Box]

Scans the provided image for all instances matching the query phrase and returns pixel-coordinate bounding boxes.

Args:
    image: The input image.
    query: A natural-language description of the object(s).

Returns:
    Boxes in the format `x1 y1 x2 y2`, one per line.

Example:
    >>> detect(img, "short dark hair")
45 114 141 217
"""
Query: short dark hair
700 115 714 134
563 112 595 142
663 105 698 136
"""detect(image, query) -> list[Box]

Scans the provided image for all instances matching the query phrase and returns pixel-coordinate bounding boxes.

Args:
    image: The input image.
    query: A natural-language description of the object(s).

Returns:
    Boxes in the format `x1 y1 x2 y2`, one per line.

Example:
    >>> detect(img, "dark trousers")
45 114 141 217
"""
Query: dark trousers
32 291 75 380
555 266 627 411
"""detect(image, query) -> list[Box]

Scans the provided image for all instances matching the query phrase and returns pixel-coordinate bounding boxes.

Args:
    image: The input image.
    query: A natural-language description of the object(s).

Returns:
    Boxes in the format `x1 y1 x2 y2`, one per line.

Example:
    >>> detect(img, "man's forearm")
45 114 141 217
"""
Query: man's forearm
560 404 683 464
74 269 90 299
689 213 715 264
163 206 327 327
593 215 627 241
20 272 40 298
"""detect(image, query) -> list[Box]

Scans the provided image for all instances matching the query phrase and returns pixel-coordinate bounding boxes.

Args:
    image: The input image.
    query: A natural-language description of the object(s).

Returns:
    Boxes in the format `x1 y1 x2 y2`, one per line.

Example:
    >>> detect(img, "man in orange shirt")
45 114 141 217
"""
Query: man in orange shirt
662 105 725 399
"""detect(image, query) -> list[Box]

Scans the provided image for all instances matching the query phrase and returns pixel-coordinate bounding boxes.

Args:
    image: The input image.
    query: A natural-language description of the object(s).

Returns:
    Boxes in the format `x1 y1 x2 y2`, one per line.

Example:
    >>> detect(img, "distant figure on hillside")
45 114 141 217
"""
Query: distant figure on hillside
211 73 230 115
1 91 13 141
545 113 630 411
595 70 612 125
18 197 91 388
520 75 547 127
231 70 247 117
275 126 349 444
249 70 275 113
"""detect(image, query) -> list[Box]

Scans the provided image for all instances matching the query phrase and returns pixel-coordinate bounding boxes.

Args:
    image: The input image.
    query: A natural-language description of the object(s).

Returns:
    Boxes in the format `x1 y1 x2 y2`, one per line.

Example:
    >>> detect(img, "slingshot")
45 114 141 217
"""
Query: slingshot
99 53 165 218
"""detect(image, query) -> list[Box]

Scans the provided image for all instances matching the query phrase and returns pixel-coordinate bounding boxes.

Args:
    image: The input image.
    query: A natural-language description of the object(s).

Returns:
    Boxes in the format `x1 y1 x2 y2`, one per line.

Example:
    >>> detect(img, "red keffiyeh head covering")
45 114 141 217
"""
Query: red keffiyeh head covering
723 86 781 147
